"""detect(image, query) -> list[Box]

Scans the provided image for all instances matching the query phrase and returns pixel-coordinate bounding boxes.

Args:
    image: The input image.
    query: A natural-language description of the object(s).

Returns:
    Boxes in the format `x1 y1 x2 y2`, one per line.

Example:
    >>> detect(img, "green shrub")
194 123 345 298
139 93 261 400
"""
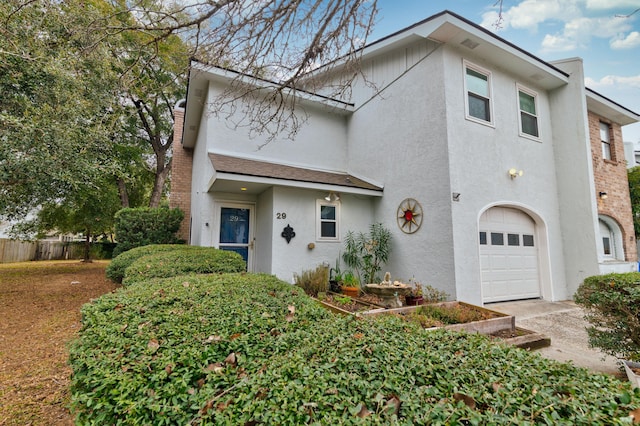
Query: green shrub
106 244 185 283
89 241 117 259
574 272 640 361
113 207 184 257
342 223 392 284
294 264 329 296
70 274 639 425
122 247 246 285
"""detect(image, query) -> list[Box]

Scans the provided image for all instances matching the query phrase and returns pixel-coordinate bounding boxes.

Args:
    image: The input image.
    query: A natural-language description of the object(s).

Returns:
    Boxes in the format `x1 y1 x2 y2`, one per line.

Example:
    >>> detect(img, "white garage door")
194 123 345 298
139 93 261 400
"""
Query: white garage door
479 207 540 303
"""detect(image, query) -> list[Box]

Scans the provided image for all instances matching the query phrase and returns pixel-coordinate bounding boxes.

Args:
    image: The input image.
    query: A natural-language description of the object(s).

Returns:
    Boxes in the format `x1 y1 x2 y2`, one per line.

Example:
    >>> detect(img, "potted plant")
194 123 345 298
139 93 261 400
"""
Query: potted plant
329 257 343 293
405 283 424 306
341 271 360 297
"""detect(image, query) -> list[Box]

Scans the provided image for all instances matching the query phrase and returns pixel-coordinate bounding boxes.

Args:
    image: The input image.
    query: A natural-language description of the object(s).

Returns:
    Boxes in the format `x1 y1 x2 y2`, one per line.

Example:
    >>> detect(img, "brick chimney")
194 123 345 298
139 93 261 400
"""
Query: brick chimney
169 100 193 243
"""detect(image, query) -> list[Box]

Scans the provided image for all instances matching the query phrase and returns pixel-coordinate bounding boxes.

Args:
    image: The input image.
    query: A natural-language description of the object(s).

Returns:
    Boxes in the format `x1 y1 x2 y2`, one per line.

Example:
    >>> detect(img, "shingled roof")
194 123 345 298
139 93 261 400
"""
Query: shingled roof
209 153 382 191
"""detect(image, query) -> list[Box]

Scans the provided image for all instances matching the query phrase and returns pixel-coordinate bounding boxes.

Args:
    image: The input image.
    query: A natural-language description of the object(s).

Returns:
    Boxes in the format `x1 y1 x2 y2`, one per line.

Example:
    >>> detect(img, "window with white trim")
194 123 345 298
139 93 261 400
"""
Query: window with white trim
464 61 493 124
317 200 340 240
517 85 539 138
600 121 612 160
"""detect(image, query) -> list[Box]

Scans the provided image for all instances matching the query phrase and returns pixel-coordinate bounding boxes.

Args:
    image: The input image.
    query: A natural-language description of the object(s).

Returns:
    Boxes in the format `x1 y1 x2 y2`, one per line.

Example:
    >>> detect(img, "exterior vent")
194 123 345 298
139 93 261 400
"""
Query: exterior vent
461 38 479 49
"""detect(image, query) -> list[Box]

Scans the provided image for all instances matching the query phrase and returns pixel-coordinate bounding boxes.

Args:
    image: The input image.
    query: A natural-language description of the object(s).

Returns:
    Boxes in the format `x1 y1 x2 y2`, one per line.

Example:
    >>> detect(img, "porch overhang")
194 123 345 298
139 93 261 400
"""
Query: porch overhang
207 153 383 197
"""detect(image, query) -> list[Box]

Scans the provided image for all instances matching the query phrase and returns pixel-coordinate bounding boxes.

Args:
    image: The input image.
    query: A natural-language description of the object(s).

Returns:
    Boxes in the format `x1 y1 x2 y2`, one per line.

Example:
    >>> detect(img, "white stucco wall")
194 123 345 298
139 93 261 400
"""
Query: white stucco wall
255 188 274 274
346 40 458 298
205 80 350 171
548 58 601 298
268 187 374 283
189 86 213 247
186 24 609 304
440 45 569 304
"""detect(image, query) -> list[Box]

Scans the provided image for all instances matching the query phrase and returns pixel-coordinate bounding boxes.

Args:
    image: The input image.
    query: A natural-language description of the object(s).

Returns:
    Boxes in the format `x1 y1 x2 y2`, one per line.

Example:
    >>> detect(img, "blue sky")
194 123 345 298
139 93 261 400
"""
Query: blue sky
372 0 640 144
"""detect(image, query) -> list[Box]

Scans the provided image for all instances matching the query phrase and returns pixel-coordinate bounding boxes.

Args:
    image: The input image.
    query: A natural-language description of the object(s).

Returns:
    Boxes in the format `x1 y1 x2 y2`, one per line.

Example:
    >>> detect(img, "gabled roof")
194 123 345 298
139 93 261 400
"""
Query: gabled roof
181 61 354 149
585 88 640 126
182 10 639 148
208 153 383 195
356 10 569 91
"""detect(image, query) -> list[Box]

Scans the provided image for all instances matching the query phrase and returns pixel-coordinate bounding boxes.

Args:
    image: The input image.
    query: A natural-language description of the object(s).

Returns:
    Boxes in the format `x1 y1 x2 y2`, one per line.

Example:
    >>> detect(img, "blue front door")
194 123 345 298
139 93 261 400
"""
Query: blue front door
219 206 252 269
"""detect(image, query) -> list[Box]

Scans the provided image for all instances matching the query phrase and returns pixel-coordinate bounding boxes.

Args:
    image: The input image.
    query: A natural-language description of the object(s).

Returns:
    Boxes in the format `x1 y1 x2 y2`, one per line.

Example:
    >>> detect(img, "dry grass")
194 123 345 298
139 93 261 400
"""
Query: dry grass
0 260 118 425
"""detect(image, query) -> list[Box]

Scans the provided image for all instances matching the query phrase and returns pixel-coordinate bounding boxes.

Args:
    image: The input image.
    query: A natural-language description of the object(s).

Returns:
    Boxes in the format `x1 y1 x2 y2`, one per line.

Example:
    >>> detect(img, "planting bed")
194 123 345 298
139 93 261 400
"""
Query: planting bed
352 300 550 349
316 292 385 314
362 301 515 335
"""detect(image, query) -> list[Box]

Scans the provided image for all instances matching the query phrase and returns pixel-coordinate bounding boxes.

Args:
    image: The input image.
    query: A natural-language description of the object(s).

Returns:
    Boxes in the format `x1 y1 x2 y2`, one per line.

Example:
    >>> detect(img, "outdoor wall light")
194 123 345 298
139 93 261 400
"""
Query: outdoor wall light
508 168 524 179
324 192 340 202
599 191 608 199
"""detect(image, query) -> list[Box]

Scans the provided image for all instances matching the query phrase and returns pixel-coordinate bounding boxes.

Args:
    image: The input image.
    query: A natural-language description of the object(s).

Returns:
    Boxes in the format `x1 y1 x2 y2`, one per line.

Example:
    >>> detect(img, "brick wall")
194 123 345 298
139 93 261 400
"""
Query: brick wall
169 106 193 243
588 111 637 262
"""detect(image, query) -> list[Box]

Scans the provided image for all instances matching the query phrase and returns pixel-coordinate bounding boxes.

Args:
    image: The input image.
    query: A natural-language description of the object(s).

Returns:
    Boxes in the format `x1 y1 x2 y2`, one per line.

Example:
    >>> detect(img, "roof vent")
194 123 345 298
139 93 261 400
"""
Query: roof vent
460 38 479 50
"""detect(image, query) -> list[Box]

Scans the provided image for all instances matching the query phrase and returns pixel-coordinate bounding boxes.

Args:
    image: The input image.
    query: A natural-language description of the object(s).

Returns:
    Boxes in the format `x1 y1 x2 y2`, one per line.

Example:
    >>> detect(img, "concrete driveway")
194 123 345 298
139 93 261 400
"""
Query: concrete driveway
489 299 625 379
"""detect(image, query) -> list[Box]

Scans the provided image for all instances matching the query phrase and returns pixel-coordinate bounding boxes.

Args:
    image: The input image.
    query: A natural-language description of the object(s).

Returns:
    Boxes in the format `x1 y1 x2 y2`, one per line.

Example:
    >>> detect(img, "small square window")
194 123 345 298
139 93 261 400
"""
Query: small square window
600 122 612 161
320 205 335 220
508 234 520 246
518 86 539 138
491 232 504 246
523 234 534 247
464 62 493 124
603 237 611 255
317 201 339 240
479 231 487 245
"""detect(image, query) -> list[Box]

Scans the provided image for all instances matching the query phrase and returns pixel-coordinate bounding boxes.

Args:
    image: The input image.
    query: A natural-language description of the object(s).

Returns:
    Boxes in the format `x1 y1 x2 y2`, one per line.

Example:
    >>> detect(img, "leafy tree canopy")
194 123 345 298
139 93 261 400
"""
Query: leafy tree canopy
628 166 640 236
1 0 378 233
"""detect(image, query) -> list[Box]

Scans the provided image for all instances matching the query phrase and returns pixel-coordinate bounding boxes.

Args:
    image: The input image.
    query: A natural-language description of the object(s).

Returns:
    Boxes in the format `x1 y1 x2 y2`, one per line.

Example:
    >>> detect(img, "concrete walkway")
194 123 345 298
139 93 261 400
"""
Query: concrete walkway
489 299 625 379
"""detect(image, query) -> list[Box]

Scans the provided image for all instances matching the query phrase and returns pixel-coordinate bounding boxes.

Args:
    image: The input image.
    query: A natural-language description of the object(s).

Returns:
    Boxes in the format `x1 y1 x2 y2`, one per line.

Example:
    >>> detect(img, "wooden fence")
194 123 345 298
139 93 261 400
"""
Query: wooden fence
0 239 85 263
0 239 37 263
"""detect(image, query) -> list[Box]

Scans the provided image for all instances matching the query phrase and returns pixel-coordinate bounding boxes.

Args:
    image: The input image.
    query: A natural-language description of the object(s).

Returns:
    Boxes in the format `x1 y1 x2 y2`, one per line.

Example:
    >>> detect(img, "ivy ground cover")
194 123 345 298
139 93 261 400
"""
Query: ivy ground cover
70 274 640 425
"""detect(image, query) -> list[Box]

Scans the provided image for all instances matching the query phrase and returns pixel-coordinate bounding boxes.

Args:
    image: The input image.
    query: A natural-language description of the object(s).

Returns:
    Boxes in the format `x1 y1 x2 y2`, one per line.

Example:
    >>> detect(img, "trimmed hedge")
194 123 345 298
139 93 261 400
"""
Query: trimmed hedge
70 274 640 425
113 207 184 257
106 244 186 283
574 272 640 362
122 247 246 285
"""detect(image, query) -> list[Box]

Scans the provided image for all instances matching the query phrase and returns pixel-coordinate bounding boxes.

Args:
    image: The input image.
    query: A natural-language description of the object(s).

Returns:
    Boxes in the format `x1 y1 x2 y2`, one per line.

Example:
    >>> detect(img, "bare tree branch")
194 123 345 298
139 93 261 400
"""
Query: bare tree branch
616 7 640 18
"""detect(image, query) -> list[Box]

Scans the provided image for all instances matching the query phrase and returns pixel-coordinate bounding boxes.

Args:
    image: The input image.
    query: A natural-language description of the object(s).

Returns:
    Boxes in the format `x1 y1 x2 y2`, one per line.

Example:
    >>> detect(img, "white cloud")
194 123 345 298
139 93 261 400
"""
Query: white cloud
586 0 640 11
585 74 640 89
507 0 566 31
482 0 640 54
611 31 640 49
481 0 580 32
541 34 577 51
540 15 632 52
480 11 501 29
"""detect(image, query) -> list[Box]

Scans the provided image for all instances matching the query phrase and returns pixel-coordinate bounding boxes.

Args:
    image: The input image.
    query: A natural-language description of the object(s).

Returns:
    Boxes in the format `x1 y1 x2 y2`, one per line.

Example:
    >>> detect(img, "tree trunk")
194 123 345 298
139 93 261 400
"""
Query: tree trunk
83 229 92 263
117 178 130 208
149 157 171 208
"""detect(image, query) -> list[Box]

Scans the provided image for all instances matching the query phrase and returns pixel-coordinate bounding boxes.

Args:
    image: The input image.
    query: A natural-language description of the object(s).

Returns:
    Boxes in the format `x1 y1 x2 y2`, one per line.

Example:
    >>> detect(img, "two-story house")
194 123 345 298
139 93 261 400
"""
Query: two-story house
170 10 639 305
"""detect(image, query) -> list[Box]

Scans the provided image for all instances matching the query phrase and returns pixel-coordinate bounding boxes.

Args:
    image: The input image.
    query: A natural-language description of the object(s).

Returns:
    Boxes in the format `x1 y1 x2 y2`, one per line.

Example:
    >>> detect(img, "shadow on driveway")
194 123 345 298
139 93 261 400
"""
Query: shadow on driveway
489 299 624 378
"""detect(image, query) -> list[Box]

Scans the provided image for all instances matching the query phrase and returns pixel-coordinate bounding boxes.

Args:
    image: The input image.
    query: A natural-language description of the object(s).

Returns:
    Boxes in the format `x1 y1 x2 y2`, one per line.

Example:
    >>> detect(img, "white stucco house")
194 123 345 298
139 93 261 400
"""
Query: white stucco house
171 10 639 305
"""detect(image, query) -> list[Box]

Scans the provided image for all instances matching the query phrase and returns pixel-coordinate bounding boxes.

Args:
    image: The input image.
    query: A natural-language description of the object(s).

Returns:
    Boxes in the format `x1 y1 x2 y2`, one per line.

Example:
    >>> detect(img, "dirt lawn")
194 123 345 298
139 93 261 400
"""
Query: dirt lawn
0 260 118 425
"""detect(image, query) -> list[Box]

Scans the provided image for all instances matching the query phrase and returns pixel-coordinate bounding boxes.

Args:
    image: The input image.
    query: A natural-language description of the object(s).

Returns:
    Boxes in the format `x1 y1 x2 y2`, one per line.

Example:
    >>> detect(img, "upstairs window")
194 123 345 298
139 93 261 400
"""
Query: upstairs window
600 121 612 160
518 86 539 138
464 61 493 124
317 200 340 240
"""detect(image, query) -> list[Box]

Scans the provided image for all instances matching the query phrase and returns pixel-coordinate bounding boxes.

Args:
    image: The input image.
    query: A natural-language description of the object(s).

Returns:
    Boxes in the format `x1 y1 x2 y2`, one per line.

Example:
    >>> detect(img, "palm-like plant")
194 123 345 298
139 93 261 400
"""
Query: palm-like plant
342 223 392 284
